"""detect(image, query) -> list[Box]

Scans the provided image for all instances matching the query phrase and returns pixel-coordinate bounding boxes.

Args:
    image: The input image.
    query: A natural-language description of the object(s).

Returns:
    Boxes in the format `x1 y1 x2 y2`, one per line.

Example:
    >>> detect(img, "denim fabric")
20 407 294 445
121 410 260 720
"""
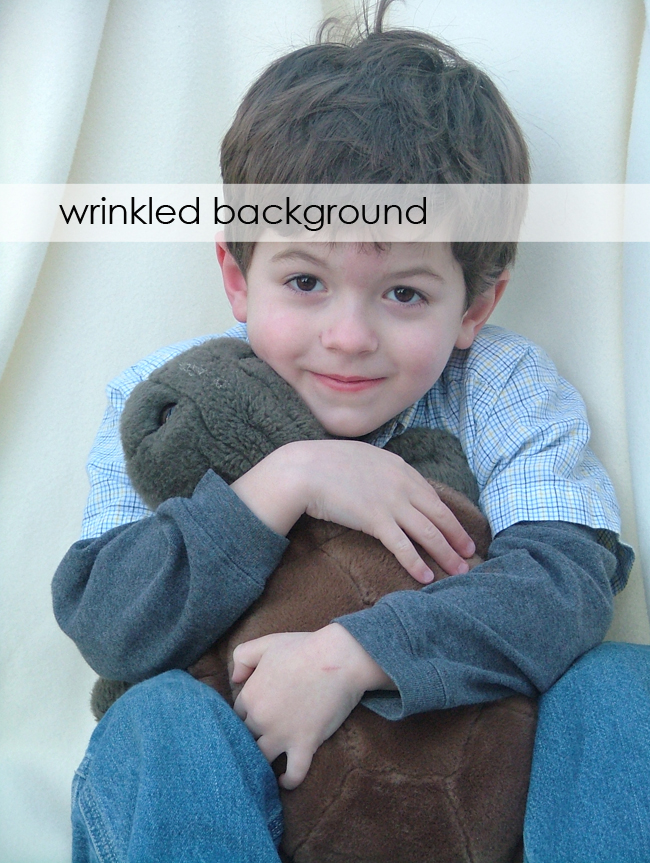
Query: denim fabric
71 670 283 863
71 646 650 861
524 642 650 863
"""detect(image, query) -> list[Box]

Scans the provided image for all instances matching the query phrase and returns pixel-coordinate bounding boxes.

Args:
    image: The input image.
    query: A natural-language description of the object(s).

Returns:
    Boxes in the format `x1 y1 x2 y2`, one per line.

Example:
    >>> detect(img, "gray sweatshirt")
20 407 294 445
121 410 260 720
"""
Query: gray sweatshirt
52 468 615 719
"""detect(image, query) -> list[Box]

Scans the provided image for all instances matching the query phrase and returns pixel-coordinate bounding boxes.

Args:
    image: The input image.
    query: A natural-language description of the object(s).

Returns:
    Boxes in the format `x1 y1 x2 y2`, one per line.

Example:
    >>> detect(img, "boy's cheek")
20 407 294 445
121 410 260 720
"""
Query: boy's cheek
246 329 304 391
405 346 451 389
246 317 295 364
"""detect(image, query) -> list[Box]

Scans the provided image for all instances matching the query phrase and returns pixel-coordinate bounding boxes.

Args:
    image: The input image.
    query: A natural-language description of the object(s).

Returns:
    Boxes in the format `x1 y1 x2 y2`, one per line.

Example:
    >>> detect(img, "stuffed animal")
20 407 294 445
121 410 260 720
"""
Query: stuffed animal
91 337 536 863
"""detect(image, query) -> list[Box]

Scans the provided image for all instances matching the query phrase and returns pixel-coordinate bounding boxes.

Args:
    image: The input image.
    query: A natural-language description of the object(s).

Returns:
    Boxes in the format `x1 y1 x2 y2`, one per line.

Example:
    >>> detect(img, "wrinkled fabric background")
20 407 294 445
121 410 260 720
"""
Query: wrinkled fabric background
1 1 648 859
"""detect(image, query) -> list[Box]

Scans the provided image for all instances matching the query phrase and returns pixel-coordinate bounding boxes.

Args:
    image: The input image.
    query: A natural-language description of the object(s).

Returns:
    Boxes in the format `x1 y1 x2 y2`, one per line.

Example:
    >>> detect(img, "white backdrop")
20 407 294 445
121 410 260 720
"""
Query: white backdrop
1 2 648 860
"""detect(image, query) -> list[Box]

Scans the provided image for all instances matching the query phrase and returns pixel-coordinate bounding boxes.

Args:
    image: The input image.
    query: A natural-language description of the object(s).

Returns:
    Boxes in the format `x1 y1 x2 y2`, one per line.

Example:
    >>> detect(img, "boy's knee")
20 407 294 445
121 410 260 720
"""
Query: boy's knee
526 642 650 863
103 669 232 733
546 641 650 708
87 670 269 787
121 668 212 702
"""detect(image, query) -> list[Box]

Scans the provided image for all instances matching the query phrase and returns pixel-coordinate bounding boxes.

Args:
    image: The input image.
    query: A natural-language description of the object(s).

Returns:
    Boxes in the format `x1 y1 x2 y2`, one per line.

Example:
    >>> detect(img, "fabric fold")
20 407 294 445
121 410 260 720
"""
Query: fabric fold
0 0 110 379
623 0 650 617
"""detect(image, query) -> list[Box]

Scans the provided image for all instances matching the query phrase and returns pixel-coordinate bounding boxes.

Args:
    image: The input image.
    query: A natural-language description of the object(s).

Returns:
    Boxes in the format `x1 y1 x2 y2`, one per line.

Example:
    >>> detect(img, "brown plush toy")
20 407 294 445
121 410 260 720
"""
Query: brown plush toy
91 337 536 863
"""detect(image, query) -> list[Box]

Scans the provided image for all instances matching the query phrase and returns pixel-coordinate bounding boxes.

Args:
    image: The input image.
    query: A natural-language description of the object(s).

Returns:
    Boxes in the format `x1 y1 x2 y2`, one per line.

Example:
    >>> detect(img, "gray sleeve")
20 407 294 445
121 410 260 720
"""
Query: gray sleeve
52 469 289 681
334 520 615 720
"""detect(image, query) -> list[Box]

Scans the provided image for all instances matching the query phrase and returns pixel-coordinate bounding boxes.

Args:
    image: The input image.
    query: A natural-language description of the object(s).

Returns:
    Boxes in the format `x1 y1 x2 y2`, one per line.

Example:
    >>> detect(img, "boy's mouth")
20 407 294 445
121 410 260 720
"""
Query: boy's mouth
309 372 386 393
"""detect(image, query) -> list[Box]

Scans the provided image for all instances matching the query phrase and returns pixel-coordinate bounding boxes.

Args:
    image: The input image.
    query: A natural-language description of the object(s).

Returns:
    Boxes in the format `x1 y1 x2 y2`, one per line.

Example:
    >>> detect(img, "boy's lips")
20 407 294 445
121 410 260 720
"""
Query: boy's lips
309 371 386 392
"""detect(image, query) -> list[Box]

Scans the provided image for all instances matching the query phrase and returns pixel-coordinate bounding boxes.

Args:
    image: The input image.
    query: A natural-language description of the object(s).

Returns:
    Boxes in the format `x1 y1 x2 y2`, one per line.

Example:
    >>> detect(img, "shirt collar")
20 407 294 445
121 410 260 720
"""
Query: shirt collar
361 401 420 448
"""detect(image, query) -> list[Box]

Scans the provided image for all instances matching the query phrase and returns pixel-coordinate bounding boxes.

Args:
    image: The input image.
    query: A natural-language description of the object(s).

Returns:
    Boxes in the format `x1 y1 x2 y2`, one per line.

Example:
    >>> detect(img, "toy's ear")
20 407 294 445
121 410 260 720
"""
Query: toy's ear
216 237 248 322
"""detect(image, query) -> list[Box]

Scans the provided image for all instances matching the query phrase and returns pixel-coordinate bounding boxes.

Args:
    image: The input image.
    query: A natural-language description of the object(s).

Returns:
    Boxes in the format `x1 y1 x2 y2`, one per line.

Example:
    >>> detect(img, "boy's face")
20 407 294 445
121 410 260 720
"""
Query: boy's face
219 241 505 438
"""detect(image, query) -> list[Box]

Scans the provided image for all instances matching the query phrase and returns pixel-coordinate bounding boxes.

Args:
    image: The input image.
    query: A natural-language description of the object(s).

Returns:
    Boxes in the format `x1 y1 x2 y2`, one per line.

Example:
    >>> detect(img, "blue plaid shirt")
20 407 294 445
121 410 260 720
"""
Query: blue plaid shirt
81 323 633 593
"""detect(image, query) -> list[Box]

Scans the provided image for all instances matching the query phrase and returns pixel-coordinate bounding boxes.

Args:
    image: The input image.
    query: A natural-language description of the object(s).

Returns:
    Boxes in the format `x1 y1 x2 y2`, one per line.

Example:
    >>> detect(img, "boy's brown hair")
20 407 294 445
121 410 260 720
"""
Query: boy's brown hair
221 0 530 304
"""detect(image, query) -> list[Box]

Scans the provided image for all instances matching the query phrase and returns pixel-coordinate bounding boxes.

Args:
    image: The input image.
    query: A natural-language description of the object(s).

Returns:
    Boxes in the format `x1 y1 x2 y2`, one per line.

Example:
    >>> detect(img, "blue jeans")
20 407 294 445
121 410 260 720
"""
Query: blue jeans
524 642 650 863
72 645 650 862
71 670 283 862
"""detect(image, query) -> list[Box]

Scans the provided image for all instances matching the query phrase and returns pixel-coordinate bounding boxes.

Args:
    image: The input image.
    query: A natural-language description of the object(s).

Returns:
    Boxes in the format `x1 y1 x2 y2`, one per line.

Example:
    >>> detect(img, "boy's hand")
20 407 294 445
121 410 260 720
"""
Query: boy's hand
231 623 395 790
231 439 474 583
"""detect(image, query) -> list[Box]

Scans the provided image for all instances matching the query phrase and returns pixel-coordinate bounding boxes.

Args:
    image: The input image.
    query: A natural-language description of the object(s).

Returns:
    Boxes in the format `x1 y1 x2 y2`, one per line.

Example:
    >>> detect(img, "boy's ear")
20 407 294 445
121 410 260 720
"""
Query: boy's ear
455 271 509 350
216 237 248 322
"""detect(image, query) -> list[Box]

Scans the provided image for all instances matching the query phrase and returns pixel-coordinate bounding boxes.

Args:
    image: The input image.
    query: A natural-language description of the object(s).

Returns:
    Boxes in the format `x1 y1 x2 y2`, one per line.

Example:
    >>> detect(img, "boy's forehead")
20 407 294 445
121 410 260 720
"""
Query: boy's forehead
253 239 457 275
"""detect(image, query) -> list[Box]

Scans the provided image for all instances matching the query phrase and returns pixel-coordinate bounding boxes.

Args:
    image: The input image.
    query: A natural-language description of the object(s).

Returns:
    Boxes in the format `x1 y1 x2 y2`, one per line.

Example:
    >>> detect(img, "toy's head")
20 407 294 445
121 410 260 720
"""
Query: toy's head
120 338 329 509
221 0 530 305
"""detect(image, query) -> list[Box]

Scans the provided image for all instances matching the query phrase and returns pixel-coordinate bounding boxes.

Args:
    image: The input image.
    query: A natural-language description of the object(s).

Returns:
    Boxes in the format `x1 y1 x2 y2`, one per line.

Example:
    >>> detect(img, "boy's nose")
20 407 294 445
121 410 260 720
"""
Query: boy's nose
320 307 379 355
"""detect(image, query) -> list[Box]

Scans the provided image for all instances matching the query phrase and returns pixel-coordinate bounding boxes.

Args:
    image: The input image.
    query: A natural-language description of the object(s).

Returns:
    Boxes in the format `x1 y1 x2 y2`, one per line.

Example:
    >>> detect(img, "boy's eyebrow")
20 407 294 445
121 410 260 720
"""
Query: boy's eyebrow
269 248 445 282
388 267 444 282
269 248 329 267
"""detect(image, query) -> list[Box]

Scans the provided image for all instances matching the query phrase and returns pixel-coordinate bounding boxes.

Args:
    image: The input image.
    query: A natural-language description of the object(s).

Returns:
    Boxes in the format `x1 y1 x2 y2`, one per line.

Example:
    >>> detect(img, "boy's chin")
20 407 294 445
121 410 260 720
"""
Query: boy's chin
319 414 386 439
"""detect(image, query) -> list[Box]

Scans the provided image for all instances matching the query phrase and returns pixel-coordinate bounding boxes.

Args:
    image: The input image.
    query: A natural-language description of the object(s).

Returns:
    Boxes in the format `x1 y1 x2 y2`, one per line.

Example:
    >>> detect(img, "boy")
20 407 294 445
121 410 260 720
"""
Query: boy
53 6 631 861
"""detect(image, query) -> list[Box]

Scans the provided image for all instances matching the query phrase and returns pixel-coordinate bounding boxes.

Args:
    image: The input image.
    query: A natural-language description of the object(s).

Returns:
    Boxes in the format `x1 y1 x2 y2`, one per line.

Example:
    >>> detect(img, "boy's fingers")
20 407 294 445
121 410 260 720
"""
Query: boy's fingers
232 696 245 721
400 509 471 578
232 689 251 722
231 635 275 683
255 734 284 765
231 659 255 684
255 736 314 789
375 523 435 584
414 488 475 559
280 748 314 790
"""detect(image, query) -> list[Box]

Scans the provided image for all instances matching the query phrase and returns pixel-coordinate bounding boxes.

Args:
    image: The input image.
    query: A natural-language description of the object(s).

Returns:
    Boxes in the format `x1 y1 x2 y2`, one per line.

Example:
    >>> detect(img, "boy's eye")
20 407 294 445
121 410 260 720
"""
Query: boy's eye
386 286 425 304
288 274 324 293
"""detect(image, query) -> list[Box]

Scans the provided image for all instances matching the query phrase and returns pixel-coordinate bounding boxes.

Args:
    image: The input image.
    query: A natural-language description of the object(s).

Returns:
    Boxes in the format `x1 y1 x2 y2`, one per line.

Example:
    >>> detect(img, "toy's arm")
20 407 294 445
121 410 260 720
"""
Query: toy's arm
334 519 615 718
52 469 288 681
